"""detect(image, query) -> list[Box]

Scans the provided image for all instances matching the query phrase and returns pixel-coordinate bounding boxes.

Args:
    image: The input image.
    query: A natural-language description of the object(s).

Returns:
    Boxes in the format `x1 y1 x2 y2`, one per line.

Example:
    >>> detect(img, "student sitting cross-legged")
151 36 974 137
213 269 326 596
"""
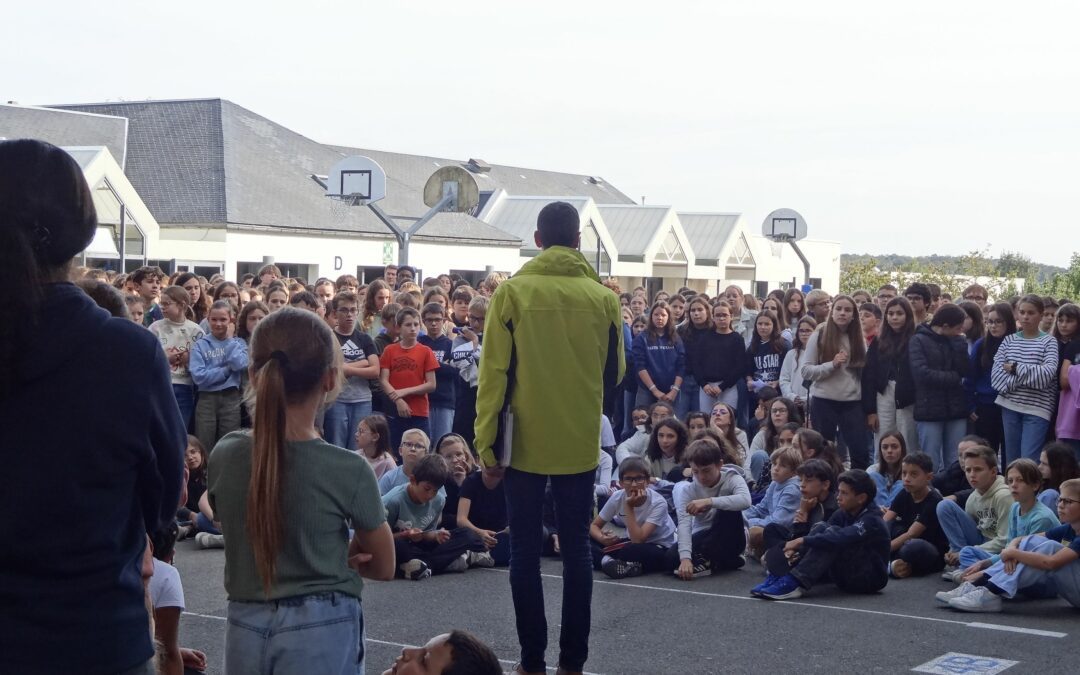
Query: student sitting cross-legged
760 459 838 567
457 464 510 568
752 469 891 600
589 457 677 579
938 478 1080 613
884 452 950 578
382 454 485 580
378 429 431 495
665 439 752 580
744 446 803 558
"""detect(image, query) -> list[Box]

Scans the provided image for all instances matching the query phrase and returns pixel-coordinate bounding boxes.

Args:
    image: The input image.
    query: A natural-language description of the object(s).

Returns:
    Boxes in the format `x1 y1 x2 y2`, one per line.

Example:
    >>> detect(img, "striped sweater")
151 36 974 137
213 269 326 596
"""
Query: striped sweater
991 333 1059 420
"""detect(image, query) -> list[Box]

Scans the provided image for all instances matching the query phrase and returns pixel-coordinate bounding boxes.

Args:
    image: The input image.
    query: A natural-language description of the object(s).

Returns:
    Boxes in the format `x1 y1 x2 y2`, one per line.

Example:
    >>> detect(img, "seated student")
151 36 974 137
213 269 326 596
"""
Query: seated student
744 447 803 556
937 478 1080 613
748 396 800 476
177 436 208 540
380 630 503 675
435 433 475 529
595 445 616 503
1038 442 1080 511
457 465 509 568
933 434 989 501
667 439 752 580
750 422 801 495
753 470 891 599
793 428 845 484
590 457 678 579
937 445 1014 581
382 454 484 579
746 385 780 448
148 525 208 675
378 429 432 495
761 459 838 566
953 458 1059 579
868 431 907 512
356 414 397 479
620 405 650 444
685 411 710 440
884 452 949 578
646 418 690 481
616 401 674 466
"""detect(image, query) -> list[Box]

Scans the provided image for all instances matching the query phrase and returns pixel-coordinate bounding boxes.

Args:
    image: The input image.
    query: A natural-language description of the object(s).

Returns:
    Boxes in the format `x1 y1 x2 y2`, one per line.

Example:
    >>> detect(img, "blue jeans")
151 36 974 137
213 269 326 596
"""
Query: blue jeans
324 400 372 450
173 383 194 431
1001 408 1051 463
959 543 994 569
225 592 365 675
505 467 595 673
428 406 454 445
675 375 699 421
985 535 1069 602
936 498 985 553
195 512 221 535
916 418 967 472
697 385 738 419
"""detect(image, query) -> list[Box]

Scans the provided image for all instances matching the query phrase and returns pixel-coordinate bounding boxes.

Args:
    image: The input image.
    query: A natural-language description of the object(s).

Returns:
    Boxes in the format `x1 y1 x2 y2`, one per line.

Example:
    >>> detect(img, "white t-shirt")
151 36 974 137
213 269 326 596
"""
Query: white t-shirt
149 558 185 610
599 488 676 547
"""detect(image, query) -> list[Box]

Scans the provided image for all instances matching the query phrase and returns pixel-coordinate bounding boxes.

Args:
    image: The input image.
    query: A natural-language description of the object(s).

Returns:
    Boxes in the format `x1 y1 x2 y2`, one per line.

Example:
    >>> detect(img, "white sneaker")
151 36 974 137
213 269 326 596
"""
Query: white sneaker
467 550 495 568
399 559 431 580
941 565 961 582
195 532 224 549
444 553 469 573
948 586 1003 613
935 581 978 605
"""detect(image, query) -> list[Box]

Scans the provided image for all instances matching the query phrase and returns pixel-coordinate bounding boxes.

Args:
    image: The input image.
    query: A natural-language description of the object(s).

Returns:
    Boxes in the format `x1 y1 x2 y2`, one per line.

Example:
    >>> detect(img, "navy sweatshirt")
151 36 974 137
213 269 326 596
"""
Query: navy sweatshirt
419 333 456 408
0 283 186 674
686 330 747 390
632 332 685 392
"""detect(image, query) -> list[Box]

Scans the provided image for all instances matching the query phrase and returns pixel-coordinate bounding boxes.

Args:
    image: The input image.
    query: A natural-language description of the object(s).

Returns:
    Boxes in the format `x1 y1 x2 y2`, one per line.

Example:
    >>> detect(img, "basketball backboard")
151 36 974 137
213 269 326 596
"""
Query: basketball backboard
423 166 480 213
761 208 808 242
326 155 387 205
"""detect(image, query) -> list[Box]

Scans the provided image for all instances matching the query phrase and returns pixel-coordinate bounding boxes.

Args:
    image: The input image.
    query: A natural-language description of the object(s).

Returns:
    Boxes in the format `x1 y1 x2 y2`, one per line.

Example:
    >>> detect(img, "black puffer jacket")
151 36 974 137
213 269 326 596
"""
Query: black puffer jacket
908 324 970 421
861 338 915 414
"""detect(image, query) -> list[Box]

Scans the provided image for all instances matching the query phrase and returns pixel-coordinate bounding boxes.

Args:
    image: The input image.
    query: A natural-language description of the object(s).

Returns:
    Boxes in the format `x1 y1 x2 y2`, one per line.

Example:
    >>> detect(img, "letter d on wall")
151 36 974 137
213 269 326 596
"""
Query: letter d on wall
334 256 343 271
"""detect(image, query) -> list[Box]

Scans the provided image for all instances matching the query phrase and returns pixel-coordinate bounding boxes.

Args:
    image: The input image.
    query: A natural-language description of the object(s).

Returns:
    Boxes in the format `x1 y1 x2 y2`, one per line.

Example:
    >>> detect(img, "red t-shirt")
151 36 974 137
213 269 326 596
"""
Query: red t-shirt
381 342 439 417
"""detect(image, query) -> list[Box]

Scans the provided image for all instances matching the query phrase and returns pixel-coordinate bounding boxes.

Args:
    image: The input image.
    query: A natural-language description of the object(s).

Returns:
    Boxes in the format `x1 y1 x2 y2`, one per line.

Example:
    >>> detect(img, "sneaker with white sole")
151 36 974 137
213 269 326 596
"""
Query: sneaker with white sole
601 555 644 579
444 553 468 573
948 586 1003 613
195 532 224 549
941 566 963 583
467 550 495 568
399 559 431 580
935 581 978 605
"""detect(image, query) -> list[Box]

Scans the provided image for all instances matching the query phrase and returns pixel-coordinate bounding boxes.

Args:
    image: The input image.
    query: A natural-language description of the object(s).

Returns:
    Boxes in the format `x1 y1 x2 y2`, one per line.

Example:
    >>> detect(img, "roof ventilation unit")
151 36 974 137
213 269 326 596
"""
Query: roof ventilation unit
466 158 491 173
587 176 604 185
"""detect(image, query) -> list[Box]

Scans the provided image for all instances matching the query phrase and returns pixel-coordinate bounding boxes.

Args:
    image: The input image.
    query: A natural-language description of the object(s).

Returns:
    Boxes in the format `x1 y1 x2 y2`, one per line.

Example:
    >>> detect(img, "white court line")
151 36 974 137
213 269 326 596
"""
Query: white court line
182 612 603 675
481 569 1068 639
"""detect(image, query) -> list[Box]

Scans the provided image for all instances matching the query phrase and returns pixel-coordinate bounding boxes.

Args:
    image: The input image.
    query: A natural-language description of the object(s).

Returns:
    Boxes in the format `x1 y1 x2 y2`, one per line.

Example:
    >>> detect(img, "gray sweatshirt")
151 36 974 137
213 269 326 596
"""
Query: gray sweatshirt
801 331 862 402
673 467 751 559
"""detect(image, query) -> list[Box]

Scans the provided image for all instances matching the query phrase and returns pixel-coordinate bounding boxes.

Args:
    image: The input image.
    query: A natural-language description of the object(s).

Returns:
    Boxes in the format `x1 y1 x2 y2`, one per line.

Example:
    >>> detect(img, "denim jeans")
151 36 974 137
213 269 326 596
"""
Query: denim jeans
428 406 454 445
936 498 985 553
173 383 195 431
324 400 373 450
916 418 967 472
698 385 738 419
505 467 595 673
1001 408 1051 463
986 535 1073 603
675 375 699 421
195 512 221 535
225 592 365 675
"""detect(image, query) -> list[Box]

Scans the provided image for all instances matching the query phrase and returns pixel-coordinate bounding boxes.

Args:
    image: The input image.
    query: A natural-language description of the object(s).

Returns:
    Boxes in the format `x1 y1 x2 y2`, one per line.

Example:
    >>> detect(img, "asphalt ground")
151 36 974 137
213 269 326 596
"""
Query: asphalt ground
173 540 1077 675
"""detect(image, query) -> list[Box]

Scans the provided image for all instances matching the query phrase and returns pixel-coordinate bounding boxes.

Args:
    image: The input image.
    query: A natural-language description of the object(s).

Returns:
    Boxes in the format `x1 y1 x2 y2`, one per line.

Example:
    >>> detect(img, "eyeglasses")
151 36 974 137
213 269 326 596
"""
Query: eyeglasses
985 318 1004 326
1059 496 1080 507
336 307 359 315
621 475 648 485
401 441 427 451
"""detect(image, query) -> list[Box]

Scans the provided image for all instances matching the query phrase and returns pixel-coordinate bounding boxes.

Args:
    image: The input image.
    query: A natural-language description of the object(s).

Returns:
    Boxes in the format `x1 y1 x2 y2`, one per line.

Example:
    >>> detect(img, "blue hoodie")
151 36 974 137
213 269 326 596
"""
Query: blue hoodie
744 475 801 528
632 332 685 392
0 283 185 674
190 333 249 392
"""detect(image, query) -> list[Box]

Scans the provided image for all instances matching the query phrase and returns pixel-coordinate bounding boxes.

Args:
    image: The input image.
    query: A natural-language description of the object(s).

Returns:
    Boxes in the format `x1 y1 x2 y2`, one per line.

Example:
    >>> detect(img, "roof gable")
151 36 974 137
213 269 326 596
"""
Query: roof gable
0 104 128 168
678 212 742 263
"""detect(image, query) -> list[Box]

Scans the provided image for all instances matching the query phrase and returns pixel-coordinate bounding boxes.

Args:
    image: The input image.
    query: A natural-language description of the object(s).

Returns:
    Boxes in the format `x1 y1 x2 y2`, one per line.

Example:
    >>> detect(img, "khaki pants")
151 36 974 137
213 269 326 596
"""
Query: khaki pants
194 387 241 452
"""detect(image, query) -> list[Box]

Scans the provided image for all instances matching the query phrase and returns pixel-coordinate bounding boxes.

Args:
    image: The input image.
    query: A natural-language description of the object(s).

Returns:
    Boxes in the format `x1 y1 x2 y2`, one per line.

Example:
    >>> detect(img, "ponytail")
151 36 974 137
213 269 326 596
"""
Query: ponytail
247 356 288 595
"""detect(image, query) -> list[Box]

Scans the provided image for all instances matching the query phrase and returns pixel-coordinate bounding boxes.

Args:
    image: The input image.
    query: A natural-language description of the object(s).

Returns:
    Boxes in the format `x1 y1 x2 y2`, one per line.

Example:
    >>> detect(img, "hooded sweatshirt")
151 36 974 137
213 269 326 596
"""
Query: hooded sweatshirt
632 331 686 392
189 333 249 392
965 474 1014 553
673 466 751 558
0 283 185 674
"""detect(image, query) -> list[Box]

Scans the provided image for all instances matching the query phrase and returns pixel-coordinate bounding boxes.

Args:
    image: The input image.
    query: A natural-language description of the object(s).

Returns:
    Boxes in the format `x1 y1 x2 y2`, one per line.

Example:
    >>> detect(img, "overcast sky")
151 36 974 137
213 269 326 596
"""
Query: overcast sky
5 1 1077 265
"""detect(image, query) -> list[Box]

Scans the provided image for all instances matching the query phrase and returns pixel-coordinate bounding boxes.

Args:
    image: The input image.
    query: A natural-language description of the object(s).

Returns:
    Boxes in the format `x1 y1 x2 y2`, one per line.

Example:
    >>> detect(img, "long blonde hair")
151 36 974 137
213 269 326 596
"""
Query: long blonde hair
246 308 342 594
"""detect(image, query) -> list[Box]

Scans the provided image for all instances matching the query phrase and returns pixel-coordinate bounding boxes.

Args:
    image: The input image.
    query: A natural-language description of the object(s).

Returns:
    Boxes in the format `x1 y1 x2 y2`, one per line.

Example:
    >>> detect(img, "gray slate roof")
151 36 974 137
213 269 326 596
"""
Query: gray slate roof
0 104 128 167
677 212 741 263
483 197 593 252
596 204 670 255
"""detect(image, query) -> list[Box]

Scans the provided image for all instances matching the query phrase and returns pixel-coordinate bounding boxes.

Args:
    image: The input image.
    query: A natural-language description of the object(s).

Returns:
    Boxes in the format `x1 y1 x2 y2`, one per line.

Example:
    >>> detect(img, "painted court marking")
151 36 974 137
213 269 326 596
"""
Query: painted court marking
182 612 603 675
913 652 1018 674
480 569 1068 639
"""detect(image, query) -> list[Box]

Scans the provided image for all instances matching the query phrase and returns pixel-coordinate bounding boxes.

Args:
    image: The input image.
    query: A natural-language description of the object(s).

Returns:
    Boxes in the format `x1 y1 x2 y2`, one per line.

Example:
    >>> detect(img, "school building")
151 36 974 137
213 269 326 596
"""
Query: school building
0 99 840 294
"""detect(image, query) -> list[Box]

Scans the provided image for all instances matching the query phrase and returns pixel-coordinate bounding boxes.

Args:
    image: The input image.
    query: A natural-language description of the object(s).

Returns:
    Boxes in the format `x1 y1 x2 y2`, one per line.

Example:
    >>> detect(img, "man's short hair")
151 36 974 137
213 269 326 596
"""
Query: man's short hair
838 469 877 503
412 454 449 485
289 290 318 308
770 446 803 471
443 630 503 675
395 306 420 326
468 295 489 315
962 444 998 470
380 302 402 323
618 456 651 479
686 438 724 466
451 286 475 304
536 201 580 248
330 291 358 312
904 282 931 304
131 265 164 285
901 452 934 473
929 303 966 328
859 302 882 319
877 284 897 293
402 428 431 450
421 302 445 319
796 458 834 485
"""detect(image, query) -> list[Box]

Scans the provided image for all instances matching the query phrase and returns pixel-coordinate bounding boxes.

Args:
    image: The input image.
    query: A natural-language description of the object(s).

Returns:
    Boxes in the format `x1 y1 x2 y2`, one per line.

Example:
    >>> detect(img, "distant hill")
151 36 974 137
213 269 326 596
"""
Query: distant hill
841 253 1065 284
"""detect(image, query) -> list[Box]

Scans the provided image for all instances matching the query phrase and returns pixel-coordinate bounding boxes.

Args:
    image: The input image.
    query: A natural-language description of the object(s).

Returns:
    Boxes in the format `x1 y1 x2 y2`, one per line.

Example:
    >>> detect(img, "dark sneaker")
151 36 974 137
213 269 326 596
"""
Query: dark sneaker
399 559 431 581
690 554 712 578
601 556 644 579
751 574 780 597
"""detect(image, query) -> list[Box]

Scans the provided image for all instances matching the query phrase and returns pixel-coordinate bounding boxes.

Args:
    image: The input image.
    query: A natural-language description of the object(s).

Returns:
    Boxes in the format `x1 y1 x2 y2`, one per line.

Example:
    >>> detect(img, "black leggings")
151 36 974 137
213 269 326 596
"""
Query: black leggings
664 509 746 571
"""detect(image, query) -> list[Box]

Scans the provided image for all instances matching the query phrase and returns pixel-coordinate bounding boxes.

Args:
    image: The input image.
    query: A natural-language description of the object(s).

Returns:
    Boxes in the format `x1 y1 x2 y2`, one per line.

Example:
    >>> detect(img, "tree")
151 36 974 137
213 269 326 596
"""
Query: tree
1030 253 1080 300
840 258 891 295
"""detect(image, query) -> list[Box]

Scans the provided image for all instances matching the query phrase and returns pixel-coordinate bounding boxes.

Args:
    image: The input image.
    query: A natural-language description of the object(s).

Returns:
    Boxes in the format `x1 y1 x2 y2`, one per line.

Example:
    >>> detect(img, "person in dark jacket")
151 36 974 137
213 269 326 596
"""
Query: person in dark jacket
964 302 1016 460
909 304 971 472
632 300 686 408
0 139 186 675
752 470 890 599
862 297 919 455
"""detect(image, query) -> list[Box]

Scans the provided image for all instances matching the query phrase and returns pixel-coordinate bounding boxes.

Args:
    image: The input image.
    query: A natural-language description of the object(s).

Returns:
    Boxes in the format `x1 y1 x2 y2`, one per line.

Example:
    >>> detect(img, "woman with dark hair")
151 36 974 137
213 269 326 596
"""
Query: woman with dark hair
783 287 807 332
645 418 690 480
863 297 919 455
0 139 185 674
909 304 971 471
958 300 985 347
967 302 1015 457
361 278 392 338
632 300 685 408
779 316 816 413
1056 303 1080 452
678 294 714 420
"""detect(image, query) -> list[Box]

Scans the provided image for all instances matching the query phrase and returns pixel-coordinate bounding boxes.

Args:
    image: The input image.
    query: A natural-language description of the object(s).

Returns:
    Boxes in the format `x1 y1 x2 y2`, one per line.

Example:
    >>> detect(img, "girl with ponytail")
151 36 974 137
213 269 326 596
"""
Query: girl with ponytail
207 307 394 672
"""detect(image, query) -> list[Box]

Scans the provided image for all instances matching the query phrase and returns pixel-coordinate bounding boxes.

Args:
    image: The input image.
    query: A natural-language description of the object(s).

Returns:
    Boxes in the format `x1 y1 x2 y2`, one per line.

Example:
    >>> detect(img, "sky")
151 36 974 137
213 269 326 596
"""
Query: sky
5 1 1078 265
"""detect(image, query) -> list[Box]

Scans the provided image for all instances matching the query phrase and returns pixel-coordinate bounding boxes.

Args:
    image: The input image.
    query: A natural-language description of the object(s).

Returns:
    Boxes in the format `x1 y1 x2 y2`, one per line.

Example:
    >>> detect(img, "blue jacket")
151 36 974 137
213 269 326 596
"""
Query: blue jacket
632 332 685 392
964 337 998 408
0 283 185 674
190 333 248 392
868 468 904 510
744 475 801 528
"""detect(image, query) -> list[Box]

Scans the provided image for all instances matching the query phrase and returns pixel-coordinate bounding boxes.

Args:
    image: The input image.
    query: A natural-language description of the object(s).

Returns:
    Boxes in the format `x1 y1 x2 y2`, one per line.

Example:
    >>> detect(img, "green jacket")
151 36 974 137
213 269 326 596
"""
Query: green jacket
474 246 625 474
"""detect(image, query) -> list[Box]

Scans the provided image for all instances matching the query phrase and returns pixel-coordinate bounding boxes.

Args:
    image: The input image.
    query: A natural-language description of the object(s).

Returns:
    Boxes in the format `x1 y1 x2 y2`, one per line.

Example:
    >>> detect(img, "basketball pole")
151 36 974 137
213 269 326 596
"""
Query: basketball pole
367 186 457 267
786 239 811 286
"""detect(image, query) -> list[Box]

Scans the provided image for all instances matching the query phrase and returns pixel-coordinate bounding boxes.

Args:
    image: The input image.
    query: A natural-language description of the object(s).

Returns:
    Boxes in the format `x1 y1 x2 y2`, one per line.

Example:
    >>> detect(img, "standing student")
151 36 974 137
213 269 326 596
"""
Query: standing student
801 295 870 468
993 294 1060 462
590 456 677 579
207 308 395 674
904 283 931 325
381 307 438 449
762 297 792 343
779 316 817 415
189 300 248 453
450 295 487 448
784 288 807 332
863 297 918 454
324 291 380 450
860 303 882 344
1040 296 1060 335
936 445 1014 580
677 295 713 421
745 310 790 413
419 302 457 443
132 264 166 326
805 290 832 325
150 286 205 429
868 432 907 512
1055 304 1080 453
175 271 211 326
909 304 971 471
968 302 1015 458
690 300 746 414
361 279 392 338
632 300 685 408
884 452 949 578
724 285 758 345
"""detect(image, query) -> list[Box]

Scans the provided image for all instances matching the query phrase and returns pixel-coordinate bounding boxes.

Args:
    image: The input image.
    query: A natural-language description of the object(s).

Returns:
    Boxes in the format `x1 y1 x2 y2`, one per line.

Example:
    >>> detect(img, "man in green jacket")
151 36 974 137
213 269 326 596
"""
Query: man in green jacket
475 201 624 675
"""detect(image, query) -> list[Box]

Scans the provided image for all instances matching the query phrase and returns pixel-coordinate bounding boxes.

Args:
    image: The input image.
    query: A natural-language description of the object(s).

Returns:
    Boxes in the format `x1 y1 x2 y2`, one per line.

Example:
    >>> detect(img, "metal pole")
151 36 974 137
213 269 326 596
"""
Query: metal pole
787 240 811 286
119 205 127 272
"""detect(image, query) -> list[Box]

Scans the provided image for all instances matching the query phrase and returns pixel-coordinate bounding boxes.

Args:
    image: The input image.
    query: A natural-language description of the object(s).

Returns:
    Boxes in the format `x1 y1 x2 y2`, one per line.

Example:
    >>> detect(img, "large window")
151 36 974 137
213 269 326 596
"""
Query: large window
580 219 610 276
